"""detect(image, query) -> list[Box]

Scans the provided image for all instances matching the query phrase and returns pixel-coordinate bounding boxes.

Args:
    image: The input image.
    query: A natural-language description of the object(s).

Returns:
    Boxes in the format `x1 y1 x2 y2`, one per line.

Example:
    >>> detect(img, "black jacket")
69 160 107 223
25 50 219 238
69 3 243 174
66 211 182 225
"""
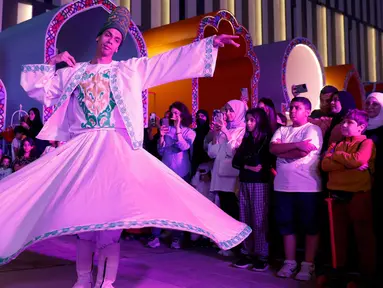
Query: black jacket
232 135 273 183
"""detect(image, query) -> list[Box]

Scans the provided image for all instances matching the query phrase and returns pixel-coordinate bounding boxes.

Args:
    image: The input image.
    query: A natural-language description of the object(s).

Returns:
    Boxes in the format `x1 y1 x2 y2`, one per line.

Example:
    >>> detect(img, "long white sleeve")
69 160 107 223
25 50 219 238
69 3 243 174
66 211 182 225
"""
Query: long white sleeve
121 36 218 90
20 64 65 107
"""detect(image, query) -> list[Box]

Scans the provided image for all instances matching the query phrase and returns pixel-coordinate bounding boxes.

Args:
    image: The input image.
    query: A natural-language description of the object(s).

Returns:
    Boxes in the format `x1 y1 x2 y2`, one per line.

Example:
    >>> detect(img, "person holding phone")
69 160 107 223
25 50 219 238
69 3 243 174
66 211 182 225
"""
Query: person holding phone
207 99 247 256
147 102 196 249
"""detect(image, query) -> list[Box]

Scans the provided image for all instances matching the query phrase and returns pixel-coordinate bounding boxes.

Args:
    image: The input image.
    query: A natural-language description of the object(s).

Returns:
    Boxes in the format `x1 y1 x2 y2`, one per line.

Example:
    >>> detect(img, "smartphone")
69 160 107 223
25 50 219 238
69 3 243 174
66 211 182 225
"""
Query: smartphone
213 109 222 122
150 113 156 126
293 84 308 94
162 118 169 127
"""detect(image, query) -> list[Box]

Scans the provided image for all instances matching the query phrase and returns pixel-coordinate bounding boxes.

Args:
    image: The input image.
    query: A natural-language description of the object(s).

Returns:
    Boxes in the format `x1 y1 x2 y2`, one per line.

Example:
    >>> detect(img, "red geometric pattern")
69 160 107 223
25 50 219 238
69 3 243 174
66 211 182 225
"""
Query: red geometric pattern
0 79 6 132
192 10 260 126
43 0 148 126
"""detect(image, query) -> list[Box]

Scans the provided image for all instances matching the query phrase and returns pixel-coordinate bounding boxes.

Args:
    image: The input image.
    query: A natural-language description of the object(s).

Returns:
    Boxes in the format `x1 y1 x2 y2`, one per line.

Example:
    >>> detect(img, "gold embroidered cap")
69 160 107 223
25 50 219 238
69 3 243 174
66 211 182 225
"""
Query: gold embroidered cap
97 6 131 42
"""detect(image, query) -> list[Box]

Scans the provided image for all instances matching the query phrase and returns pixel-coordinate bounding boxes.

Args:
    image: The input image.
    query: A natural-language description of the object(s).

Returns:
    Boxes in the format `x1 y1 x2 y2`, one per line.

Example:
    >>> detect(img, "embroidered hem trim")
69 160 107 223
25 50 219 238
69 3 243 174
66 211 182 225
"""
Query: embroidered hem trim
0 220 251 265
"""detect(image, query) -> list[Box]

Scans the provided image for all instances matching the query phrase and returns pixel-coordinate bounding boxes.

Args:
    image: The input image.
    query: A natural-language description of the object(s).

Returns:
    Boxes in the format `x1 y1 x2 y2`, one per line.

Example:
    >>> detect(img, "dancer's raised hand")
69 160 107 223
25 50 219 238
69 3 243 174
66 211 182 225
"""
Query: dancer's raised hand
213 34 240 48
48 51 77 67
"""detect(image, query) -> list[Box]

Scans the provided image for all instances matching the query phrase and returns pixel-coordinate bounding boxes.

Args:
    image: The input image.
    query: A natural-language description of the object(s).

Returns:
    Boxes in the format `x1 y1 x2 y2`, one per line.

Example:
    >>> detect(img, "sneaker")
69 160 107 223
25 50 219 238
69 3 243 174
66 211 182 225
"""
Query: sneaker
233 256 253 269
146 237 160 248
295 261 315 281
276 260 298 278
170 238 181 249
252 258 269 272
218 249 234 257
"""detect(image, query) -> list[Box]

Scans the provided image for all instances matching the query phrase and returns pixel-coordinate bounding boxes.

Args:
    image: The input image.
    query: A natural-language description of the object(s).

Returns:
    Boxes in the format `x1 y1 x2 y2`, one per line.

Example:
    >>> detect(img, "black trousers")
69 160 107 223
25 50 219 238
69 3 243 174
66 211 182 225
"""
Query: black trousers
217 191 239 220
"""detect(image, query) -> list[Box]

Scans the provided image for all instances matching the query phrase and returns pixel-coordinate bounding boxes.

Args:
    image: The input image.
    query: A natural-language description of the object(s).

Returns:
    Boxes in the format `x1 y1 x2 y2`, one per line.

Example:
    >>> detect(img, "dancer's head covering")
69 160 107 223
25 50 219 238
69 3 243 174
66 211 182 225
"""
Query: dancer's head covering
97 6 131 42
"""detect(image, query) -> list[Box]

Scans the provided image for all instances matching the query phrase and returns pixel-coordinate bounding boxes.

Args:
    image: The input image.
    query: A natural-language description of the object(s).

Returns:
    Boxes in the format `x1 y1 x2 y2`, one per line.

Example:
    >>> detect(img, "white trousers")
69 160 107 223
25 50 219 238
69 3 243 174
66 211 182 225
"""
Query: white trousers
78 229 123 249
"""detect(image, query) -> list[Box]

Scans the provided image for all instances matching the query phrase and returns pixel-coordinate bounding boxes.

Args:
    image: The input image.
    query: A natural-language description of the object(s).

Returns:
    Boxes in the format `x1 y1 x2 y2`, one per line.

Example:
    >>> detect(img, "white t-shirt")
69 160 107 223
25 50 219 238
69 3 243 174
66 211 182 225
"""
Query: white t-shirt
271 122 323 192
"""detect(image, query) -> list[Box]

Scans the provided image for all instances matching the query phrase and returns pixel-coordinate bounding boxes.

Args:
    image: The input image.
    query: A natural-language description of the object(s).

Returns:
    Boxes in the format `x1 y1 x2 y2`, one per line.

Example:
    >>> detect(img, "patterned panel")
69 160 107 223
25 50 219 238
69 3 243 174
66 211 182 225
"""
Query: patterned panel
192 10 260 126
281 37 325 105
0 80 6 132
43 0 149 126
0 219 252 266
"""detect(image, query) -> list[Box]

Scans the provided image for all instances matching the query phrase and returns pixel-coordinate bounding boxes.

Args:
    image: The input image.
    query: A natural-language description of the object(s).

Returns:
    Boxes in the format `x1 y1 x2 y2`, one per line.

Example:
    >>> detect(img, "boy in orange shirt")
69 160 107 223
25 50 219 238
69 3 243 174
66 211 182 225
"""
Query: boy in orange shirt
322 109 376 286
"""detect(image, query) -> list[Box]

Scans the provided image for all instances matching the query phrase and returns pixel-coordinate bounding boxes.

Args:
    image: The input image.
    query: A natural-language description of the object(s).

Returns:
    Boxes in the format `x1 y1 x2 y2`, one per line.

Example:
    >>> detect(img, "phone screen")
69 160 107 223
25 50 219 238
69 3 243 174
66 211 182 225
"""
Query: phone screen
162 118 169 127
293 84 308 94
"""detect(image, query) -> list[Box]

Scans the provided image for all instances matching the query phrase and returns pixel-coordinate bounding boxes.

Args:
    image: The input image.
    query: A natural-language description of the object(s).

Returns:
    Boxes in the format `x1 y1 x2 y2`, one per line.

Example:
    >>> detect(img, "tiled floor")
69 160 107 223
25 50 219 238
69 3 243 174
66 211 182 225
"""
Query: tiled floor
0 236 314 287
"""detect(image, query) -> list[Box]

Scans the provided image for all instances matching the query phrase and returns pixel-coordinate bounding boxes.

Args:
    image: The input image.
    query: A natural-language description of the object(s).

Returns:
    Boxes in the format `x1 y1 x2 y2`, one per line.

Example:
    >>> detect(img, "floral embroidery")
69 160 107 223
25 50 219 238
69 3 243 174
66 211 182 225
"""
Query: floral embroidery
21 64 55 73
110 63 143 149
77 70 116 129
55 64 88 111
0 220 251 265
203 37 214 77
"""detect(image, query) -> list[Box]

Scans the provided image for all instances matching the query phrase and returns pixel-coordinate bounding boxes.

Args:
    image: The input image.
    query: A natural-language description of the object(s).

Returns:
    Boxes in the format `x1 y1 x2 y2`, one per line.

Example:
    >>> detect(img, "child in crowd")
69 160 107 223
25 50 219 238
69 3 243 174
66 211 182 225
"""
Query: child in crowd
11 126 26 161
13 138 38 172
0 156 12 181
270 97 323 281
232 108 273 271
322 109 376 286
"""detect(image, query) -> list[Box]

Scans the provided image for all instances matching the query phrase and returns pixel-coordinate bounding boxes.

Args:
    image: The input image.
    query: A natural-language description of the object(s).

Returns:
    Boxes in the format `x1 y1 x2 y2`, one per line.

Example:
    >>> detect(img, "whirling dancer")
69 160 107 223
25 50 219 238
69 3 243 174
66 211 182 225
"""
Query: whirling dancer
0 6 251 288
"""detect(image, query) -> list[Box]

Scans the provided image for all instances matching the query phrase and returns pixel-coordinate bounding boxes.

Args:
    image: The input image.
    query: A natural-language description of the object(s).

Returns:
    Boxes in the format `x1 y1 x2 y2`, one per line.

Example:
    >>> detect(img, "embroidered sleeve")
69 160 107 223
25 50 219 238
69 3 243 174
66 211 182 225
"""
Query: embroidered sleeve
124 36 218 90
20 64 65 107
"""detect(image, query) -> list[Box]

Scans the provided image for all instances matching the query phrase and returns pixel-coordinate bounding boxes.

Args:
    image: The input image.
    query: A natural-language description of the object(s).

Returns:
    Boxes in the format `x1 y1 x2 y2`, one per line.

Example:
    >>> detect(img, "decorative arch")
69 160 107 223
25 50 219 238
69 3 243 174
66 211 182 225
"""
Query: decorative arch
0 79 7 132
281 37 325 105
43 0 149 126
324 64 365 109
192 10 260 117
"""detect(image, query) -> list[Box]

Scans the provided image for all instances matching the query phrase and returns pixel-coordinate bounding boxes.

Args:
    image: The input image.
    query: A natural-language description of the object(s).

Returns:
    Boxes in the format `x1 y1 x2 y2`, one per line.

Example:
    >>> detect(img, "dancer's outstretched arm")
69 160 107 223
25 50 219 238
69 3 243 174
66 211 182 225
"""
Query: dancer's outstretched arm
120 34 240 90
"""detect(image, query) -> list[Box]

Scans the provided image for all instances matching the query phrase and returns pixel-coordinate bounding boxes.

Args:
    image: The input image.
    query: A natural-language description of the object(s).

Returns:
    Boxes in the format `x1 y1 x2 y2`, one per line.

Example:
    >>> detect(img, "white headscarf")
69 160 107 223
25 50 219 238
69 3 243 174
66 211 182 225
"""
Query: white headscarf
226 99 247 129
366 92 383 130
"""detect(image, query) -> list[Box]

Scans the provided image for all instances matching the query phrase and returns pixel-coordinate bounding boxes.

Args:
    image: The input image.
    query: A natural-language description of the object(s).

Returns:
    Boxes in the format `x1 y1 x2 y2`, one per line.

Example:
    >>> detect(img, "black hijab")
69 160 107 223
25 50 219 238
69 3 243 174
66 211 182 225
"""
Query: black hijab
322 91 356 152
192 109 210 176
27 108 44 138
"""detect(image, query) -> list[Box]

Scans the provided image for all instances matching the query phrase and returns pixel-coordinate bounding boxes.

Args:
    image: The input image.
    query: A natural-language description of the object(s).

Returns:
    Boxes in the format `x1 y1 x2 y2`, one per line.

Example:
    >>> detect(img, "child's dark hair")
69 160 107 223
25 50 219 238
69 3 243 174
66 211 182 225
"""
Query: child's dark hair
1 155 11 164
344 109 369 132
14 125 26 135
243 108 271 142
19 137 37 158
258 98 278 132
291 96 312 111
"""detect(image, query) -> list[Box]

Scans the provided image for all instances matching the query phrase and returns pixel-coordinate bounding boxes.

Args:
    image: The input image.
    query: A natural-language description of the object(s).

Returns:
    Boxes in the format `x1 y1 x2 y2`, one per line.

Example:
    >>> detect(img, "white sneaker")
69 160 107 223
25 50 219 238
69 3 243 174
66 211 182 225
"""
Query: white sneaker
147 237 160 248
170 239 181 249
295 261 314 281
276 260 298 278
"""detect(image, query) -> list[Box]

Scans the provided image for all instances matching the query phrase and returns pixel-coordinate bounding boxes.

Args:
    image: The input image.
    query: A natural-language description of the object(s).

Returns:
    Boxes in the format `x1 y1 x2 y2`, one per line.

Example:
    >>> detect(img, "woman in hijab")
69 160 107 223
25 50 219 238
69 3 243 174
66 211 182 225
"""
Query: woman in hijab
321 91 356 153
191 109 211 176
365 92 383 270
207 99 247 256
21 107 49 156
